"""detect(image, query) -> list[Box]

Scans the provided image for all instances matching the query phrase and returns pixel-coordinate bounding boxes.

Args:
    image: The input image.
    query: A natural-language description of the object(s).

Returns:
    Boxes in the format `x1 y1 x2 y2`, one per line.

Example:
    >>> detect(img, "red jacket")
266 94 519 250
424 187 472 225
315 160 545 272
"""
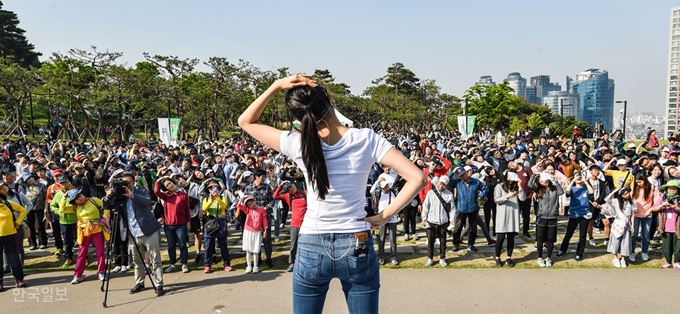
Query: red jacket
418 156 452 203
154 181 191 225
237 204 269 232
273 184 307 228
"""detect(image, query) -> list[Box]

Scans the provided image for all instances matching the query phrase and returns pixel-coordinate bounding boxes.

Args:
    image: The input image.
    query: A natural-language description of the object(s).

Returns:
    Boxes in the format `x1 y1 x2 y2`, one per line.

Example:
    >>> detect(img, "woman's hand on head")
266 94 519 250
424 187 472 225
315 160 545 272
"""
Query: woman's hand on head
275 74 317 90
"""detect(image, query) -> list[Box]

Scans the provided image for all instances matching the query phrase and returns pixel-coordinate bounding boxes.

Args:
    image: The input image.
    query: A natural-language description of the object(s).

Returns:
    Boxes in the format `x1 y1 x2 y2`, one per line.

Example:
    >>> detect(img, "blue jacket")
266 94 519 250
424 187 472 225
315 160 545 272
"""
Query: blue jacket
448 177 489 214
105 189 161 238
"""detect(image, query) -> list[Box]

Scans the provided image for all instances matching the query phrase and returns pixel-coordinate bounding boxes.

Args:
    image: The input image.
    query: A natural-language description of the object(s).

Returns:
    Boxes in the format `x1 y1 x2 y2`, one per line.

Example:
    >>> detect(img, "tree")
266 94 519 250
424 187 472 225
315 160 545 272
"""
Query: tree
0 1 41 67
0 57 39 136
463 82 521 130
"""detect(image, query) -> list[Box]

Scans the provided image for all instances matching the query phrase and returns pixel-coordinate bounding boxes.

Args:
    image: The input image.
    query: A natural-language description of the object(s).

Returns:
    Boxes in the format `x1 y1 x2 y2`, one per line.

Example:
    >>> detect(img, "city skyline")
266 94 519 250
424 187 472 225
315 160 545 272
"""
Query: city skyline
4 0 674 117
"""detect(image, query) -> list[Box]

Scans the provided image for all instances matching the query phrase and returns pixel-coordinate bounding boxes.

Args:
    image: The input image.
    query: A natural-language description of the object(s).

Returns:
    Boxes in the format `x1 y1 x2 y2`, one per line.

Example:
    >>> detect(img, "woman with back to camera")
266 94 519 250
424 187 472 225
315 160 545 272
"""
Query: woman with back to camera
238 74 426 314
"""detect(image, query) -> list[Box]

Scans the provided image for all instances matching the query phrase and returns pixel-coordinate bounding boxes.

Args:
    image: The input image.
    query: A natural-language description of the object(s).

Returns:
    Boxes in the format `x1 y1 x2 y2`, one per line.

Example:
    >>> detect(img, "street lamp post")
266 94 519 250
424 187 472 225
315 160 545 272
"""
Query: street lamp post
616 100 627 139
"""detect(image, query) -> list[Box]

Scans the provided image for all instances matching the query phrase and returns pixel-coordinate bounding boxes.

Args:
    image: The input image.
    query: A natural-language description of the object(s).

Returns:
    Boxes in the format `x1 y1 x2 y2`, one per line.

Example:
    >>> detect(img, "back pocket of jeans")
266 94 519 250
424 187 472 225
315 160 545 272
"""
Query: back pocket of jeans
295 249 322 282
347 250 377 283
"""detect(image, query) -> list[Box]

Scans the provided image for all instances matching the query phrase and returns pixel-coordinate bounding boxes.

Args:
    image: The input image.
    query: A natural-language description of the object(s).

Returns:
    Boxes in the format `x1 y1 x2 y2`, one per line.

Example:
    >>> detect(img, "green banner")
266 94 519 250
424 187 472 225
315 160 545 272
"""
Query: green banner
170 118 181 141
466 115 476 134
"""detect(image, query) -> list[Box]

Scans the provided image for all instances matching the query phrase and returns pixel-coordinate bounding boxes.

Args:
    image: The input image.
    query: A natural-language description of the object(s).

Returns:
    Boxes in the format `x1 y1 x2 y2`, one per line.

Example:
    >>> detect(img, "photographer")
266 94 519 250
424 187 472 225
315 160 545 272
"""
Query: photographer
104 173 165 296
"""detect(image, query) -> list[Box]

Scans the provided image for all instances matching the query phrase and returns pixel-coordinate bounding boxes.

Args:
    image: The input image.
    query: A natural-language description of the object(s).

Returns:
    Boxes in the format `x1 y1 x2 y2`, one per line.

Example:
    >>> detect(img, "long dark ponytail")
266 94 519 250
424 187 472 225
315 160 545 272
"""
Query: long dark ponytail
285 86 332 200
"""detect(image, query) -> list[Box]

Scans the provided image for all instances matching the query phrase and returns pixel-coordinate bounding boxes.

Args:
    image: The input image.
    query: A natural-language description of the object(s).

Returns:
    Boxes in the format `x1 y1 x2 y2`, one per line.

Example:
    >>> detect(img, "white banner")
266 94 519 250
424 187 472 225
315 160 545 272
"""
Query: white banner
457 116 467 139
158 118 171 146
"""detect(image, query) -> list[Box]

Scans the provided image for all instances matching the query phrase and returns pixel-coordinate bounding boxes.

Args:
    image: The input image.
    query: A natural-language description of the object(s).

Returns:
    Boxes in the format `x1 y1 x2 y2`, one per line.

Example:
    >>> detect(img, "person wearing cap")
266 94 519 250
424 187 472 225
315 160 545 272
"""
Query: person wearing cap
493 171 526 267
64 188 109 284
585 164 609 246
605 187 634 268
0 187 27 290
421 175 454 267
449 165 489 253
103 172 165 296
0 178 32 271
174 172 204 264
605 155 634 186
374 180 399 266
509 159 534 238
556 170 594 262
22 173 48 250
71 162 93 198
273 180 307 272
246 169 275 267
52 176 78 267
417 155 452 205
644 180 680 268
154 176 192 274
529 172 565 267
236 195 268 274
201 180 232 273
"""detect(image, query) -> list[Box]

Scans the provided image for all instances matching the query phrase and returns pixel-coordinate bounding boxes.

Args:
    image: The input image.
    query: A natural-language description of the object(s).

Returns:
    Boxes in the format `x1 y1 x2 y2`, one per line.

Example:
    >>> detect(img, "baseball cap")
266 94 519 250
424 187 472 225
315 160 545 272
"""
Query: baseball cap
463 166 473 172
21 173 34 182
662 147 671 152
281 182 293 192
627 143 636 149
57 175 70 183
243 171 253 177
616 159 627 166
379 181 390 189
124 164 137 173
438 175 450 185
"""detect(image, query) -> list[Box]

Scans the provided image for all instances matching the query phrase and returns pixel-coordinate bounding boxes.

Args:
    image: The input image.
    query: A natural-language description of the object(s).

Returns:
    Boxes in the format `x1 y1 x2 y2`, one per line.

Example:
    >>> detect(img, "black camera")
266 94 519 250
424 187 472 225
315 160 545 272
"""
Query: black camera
109 178 128 204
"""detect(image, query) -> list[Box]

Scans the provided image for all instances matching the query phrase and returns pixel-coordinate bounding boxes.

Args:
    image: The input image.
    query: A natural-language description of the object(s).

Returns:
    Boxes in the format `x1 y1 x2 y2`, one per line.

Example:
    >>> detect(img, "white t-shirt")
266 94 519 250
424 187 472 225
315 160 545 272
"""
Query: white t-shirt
279 128 393 234
378 191 398 224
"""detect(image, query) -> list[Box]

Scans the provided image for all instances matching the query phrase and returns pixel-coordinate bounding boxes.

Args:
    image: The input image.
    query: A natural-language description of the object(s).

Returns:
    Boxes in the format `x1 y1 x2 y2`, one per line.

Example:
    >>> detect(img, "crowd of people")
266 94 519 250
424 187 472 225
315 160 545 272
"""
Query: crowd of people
0 95 678 308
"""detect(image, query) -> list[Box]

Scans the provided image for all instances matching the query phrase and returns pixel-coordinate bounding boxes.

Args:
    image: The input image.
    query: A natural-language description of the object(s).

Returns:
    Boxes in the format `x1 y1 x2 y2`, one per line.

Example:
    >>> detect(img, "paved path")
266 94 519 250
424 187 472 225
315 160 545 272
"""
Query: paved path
1 268 677 313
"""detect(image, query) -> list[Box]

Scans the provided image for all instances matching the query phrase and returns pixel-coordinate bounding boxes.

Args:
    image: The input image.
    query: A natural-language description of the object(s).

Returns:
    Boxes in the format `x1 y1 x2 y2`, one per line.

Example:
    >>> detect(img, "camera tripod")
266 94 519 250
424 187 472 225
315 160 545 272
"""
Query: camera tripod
100 205 158 308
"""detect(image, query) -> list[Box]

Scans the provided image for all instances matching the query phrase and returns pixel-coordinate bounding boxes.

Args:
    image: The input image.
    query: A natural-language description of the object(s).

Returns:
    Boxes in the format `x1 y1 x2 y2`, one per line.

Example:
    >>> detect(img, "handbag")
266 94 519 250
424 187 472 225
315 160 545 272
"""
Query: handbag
204 216 220 236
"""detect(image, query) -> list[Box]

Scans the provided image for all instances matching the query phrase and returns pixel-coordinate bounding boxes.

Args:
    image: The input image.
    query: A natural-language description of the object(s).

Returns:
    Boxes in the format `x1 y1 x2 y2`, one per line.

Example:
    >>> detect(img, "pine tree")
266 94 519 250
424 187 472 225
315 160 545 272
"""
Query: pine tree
0 1 41 67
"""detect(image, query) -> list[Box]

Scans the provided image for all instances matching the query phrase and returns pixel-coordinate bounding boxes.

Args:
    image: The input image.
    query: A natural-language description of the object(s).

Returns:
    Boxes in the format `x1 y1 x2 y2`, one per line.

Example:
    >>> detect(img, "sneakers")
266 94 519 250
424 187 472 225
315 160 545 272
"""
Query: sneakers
182 264 189 273
15 280 26 288
155 286 165 296
439 259 448 267
62 259 74 268
245 266 252 273
164 264 177 273
641 253 649 261
425 258 434 267
662 262 672 269
194 253 203 264
404 234 410 241
488 239 496 246
112 266 122 273
589 239 596 246
130 283 145 294
204 266 212 273
673 262 680 269
435 238 440 245
467 245 478 252
620 258 627 268
575 256 582 262
39 245 47 250
495 259 504 267
612 258 621 268
556 250 564 258
224 266 233 272
252 267 259 274
391 258 399 266
29 245 37 250
54 248 64 256
378 258 385 265
451 245 460 252
537 258 546 267
545 258 553 267
121 265 129 272
505 258 515 268
98 273 106 281
604 240 608 247
274 237 280 242
279 223 285 229
287 264 294 272
71 276 83 284
629 254 636 262
413 234 419 241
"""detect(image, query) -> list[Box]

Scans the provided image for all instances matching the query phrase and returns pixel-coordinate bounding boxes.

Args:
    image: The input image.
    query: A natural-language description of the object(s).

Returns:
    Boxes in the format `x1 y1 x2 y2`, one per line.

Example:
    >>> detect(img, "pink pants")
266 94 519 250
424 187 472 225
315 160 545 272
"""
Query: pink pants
74 232 106 278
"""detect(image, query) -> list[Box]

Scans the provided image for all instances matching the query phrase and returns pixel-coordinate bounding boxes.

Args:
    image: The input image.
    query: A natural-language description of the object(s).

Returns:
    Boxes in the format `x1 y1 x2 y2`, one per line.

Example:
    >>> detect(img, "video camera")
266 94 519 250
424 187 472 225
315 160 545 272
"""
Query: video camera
109 178 129 205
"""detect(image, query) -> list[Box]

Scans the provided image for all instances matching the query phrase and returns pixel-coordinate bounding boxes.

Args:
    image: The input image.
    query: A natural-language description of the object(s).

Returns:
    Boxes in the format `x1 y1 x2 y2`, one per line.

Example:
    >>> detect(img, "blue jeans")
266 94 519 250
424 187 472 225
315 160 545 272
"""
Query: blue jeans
164 224 188 265
61 223 77 260
292 232 380 314
631 217 652 255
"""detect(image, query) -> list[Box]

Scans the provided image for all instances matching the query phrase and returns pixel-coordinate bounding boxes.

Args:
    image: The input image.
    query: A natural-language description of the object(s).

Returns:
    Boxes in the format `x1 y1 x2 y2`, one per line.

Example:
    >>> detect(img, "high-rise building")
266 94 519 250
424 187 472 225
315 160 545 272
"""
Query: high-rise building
475 75 495 86
567 69 615 132
505 72 527 98
526 75 561 104
542 91 579 117
665 6 680 138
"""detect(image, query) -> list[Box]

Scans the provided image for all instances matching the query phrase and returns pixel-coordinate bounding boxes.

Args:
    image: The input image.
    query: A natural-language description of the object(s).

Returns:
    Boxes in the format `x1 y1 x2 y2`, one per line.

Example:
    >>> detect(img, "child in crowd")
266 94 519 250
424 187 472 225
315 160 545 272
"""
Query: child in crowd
606 187 634 268
645 180 680 269
236 196 268 274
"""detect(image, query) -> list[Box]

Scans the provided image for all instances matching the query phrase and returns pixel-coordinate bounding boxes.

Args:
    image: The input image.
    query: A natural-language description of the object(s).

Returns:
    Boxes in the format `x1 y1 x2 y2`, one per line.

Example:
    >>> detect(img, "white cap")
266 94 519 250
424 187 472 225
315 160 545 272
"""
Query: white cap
617 159 627 166
438 175 450 185
463 166 473 172
662 147 671 152
379 181 390 189
627 143 636 148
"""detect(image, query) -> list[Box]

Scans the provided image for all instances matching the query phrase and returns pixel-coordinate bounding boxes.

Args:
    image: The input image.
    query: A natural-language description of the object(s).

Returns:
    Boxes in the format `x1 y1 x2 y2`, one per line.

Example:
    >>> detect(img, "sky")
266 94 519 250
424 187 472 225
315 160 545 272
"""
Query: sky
5 0 676 116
